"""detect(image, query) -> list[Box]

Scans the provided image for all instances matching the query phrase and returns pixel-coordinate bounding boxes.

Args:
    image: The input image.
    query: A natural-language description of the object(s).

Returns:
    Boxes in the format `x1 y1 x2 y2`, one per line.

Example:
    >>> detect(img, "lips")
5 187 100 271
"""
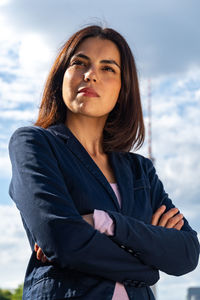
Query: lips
78 87 99 97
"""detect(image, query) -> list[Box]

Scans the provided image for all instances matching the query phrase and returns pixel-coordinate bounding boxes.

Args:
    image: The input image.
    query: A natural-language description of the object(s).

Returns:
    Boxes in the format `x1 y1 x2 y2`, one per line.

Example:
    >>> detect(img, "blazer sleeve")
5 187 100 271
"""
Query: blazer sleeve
8 126 159 286
106 157 200 276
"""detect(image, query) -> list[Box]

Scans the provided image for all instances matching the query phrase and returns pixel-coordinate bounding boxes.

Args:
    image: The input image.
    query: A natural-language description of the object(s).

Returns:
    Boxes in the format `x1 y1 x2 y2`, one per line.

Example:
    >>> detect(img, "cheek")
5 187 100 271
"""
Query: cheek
108 78 121 100
63 70 72 87
116 81 121 96
62 71 75 97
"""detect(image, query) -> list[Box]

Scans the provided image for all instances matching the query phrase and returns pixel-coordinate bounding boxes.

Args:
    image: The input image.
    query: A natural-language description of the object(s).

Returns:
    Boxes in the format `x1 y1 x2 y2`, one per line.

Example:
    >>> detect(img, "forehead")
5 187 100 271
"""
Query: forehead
74 37 121 64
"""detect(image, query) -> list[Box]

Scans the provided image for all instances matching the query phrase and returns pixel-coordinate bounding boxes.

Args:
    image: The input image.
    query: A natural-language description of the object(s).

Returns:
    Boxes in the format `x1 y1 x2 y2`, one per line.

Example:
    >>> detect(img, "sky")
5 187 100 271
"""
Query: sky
0 0 200 299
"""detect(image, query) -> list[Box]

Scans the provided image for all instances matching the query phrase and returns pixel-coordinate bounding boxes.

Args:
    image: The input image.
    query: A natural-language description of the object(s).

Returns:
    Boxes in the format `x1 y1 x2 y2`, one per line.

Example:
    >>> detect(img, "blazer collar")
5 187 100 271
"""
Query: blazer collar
47 123 134 213
47 123 70 141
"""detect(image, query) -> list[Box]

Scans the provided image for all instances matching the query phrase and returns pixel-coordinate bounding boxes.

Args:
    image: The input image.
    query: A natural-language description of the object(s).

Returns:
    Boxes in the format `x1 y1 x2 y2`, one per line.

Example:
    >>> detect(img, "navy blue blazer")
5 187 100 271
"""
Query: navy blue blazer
9 124 199 300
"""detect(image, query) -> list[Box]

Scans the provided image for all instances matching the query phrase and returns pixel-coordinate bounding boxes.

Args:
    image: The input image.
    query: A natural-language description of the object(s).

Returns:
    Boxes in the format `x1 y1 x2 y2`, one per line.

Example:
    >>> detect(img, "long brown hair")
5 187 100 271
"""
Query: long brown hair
34 25 145 152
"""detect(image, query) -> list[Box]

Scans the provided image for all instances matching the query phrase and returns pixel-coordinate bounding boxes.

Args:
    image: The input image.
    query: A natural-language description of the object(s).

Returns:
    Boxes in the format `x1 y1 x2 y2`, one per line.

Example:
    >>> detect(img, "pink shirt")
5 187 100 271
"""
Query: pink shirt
93 183 129 300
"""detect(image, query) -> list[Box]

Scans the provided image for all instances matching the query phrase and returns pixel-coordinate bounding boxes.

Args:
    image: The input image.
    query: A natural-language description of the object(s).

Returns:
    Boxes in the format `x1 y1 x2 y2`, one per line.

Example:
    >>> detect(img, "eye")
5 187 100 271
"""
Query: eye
70 59 86 67
102 66 115 73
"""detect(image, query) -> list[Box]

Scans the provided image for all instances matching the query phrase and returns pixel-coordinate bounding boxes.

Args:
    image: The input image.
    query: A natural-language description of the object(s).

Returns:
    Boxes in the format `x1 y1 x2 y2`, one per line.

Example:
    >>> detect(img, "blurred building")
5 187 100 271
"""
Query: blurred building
187 287 200 300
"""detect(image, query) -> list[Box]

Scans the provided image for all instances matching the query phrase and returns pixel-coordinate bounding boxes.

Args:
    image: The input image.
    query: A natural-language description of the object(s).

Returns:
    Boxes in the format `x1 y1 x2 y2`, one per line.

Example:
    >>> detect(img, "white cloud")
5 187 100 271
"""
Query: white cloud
18 33 53 76
0 109 37 121
138 71 200 214
0 153 11 178
0 0 11 6
0 0 200 77
195 89 200 100
0 204 31 289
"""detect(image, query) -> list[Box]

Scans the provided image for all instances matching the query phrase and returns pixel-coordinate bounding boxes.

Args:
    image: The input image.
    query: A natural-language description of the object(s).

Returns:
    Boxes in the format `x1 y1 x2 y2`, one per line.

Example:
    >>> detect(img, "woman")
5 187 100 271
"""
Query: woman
9 25 199 300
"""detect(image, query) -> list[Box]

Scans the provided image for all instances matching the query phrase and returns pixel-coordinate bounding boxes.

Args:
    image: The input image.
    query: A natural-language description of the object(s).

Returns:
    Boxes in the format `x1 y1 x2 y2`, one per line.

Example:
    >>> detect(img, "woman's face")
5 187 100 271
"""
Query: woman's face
62 37 121 120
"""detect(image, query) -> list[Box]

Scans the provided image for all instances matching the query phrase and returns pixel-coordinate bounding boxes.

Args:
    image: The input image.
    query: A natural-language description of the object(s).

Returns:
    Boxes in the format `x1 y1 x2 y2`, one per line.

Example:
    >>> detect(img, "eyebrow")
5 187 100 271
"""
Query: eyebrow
71 53 121 69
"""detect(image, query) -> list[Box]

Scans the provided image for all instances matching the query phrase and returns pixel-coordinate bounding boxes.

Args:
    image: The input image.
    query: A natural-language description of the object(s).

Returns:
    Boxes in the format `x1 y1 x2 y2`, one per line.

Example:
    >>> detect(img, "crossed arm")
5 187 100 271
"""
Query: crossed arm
35 205 184 263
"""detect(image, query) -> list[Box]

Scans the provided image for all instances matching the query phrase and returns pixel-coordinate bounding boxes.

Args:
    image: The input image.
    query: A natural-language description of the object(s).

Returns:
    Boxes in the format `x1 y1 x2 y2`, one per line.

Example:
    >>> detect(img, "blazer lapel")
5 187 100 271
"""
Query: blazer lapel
109 152 134 215
48 124 121 212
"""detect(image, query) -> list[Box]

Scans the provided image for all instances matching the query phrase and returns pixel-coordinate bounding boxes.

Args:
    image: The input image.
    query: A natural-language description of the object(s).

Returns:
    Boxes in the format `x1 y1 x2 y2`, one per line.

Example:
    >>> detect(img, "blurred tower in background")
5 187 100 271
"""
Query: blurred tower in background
187 287 200 300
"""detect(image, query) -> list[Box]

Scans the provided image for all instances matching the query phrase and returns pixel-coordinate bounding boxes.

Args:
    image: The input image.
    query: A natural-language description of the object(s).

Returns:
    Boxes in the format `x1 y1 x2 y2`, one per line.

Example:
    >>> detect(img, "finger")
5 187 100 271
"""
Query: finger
165 213 184 229
82 214 89 222
151 205 166 225
158 207 179 227
36 247 51 263
174 219 184 231
34 243 39 252
36 247 43 261
82 214 94 227
41 254 47 263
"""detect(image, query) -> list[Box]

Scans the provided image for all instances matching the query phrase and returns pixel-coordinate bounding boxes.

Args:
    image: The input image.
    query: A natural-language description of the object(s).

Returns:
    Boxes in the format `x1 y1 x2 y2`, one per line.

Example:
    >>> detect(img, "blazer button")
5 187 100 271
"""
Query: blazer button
133 252 140 258
120 245 126 249
128 249 134 253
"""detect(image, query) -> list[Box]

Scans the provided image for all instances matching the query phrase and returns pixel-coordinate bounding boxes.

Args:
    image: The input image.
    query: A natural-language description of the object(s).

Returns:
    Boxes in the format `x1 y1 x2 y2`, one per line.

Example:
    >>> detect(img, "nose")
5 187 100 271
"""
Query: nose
83 67 97 82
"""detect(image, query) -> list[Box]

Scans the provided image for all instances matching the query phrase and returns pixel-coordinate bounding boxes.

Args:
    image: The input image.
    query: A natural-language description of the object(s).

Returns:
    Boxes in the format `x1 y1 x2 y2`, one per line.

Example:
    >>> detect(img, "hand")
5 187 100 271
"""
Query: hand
34 243 50 263
82 213 94 227
151 205 184 230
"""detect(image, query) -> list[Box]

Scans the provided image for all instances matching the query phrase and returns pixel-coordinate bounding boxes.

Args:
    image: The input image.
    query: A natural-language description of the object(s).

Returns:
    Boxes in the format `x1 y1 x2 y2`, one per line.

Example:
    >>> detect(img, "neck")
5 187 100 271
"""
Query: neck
65 113 107 157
